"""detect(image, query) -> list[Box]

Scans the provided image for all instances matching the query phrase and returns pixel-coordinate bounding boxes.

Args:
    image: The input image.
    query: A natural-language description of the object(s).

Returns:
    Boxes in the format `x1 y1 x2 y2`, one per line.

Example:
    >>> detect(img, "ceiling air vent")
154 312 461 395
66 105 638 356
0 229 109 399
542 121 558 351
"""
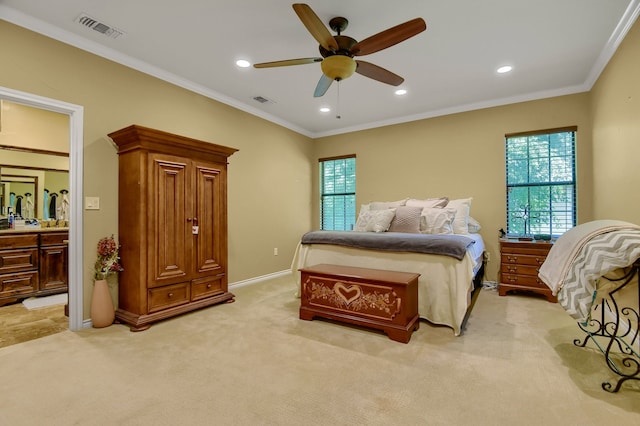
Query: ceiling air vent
75 13 125 39
252 96 275 105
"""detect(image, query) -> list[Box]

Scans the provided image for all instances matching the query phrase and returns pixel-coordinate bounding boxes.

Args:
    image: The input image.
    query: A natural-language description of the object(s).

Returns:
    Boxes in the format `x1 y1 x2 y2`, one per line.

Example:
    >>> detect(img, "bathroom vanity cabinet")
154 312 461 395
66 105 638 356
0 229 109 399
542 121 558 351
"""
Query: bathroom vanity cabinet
0 229 68 306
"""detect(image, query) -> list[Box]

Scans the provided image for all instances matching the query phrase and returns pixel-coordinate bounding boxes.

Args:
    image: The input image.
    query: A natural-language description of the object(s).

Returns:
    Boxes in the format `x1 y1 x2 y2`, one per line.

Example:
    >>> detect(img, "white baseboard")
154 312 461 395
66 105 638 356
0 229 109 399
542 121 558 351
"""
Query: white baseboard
229 269 293 289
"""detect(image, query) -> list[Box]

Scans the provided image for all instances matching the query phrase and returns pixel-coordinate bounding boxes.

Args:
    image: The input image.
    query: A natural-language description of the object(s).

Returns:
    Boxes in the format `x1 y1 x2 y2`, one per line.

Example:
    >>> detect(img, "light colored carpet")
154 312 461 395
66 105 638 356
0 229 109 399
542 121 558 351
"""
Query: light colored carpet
0 274 638 425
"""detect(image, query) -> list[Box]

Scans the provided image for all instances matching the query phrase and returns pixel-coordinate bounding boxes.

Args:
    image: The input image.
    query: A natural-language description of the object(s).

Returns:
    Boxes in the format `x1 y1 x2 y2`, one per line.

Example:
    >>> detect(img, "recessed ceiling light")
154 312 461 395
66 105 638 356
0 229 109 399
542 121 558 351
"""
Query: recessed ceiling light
320 107 331 113
236 59 251 68
395 89 407 96
497 65 512 74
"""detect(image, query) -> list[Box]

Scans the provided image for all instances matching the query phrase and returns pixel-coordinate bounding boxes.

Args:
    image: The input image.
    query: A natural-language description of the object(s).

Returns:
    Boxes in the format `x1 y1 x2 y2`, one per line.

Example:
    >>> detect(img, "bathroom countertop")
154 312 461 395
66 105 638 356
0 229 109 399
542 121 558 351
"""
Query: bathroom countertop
0 227 69 235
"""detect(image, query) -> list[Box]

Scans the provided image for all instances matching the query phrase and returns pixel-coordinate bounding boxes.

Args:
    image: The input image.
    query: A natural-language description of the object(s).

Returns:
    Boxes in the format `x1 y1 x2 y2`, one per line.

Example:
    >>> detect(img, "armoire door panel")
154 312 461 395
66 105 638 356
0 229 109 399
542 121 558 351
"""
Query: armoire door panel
194 164 224 275
150 155 191 285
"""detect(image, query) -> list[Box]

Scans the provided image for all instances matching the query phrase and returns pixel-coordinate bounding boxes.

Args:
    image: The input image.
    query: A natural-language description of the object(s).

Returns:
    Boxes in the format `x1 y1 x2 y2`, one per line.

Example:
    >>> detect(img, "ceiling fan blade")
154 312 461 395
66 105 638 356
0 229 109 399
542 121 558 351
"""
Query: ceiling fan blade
350 18 426 56
292 3 339 52
355 61 404 86
314 74 333 97
254 57 323 68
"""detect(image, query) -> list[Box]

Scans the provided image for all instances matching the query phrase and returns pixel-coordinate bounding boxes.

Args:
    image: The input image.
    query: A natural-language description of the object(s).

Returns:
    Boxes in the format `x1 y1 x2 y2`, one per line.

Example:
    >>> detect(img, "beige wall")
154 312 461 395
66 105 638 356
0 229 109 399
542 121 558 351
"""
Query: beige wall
0 100 69 152
0 20 314 318
314 94 593 280
590 16 640 224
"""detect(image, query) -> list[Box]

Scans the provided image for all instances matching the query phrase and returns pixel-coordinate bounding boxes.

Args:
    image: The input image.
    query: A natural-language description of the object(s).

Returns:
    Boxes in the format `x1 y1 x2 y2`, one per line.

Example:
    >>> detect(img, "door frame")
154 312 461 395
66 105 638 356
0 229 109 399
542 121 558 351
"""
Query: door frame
0 86 84 331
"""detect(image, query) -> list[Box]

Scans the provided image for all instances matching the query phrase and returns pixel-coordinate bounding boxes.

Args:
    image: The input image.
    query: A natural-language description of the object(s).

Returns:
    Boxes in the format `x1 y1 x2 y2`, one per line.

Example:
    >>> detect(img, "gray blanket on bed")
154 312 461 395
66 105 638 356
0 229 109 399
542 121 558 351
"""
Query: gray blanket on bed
300 231 475 260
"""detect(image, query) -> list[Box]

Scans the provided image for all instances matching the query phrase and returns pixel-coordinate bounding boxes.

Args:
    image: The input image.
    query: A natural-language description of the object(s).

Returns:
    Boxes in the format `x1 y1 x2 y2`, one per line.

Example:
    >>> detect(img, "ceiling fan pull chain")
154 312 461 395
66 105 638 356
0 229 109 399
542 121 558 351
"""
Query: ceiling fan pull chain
336 81 341 119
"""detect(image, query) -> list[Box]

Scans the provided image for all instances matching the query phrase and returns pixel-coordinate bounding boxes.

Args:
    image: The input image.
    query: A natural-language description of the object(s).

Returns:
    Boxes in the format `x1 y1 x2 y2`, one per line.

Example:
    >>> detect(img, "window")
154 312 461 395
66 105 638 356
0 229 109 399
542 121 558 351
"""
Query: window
505 127 576 238
319 155 356 230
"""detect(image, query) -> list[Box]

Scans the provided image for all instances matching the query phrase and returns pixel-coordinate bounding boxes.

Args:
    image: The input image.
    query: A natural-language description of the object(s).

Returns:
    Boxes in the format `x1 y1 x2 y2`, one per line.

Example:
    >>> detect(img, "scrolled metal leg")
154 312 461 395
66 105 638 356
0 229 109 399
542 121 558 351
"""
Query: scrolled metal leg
575 263 640 393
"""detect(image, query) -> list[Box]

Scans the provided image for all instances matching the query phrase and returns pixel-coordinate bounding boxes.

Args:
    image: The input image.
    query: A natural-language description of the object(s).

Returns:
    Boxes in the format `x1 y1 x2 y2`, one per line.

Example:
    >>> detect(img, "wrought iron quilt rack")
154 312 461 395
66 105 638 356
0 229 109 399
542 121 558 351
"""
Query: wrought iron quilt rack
573 259 640 392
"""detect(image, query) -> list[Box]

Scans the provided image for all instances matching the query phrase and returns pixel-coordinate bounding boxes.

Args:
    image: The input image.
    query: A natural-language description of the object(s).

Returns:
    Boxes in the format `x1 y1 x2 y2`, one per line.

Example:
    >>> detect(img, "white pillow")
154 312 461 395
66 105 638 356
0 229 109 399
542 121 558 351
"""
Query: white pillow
406 197 449 209
421 207 456 234
468 216 482 233
369 199 408 210
355 208 396 233
357 203 370 217
446 198 472 234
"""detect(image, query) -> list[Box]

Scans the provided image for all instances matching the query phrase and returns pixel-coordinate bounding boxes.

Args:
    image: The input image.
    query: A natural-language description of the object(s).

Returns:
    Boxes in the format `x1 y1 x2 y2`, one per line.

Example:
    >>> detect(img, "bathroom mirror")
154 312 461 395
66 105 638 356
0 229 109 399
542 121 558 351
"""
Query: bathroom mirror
0 174 38 218
0 148 69 220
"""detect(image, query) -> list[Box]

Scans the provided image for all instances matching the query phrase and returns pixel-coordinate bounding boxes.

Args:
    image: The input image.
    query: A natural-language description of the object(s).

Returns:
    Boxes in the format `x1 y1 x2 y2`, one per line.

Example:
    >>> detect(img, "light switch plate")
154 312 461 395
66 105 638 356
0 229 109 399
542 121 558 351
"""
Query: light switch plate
85 196 100 210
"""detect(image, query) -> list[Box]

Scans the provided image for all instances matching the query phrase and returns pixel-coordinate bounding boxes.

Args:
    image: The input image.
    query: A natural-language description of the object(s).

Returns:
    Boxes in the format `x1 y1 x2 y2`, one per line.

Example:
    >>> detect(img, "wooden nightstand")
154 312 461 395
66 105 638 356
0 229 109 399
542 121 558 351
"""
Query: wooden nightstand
498 239 556 302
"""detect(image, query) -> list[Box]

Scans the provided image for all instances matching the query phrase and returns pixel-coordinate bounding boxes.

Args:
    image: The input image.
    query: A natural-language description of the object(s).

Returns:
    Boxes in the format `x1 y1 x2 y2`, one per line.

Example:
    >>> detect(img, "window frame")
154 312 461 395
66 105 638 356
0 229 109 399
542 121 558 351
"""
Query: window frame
319 154 356 231
505 126 577 238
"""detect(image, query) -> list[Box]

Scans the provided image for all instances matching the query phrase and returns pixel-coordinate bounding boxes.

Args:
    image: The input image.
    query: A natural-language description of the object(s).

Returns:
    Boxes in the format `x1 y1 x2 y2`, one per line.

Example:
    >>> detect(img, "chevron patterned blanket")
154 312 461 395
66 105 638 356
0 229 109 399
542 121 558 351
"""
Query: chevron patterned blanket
538 220 640 322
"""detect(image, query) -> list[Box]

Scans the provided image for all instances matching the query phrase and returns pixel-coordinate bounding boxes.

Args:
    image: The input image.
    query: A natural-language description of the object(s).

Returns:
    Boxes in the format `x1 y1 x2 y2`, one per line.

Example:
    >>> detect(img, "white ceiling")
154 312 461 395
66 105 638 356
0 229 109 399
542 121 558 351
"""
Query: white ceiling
1 0 639 138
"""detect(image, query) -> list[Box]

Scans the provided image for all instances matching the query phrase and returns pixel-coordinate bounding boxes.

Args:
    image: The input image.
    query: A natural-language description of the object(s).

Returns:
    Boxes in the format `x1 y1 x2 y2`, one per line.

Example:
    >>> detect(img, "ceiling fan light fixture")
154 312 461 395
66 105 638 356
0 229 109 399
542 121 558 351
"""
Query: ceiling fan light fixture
321 55 356 81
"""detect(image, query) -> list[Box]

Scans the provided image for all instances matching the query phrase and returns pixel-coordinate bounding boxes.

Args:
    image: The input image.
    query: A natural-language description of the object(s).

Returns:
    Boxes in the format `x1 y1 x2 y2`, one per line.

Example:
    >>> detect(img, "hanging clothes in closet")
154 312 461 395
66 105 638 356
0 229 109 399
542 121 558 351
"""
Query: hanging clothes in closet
43 189 49 220
24 192 34 219
49 192 58 219
15 195 23 218
9 192 15 214
59 189 69 220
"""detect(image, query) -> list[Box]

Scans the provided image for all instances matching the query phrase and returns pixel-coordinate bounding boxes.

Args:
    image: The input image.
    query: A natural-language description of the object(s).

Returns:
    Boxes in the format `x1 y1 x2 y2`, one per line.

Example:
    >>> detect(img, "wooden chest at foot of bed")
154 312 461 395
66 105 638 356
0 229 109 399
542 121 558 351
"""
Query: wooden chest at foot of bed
299 264 420 343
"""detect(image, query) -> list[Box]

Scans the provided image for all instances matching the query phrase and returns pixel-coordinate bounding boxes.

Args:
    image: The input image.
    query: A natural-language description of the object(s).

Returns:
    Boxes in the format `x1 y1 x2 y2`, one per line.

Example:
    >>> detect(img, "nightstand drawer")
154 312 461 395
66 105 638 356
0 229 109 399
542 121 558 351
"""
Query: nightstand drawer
501 273 548 289
501 263 541 276
501 253 546 267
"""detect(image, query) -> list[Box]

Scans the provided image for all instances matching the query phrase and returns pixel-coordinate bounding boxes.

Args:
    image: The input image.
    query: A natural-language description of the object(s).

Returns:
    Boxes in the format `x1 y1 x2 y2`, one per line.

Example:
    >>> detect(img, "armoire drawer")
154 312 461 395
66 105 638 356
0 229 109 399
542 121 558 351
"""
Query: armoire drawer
191 275 225 301
148 282 190 313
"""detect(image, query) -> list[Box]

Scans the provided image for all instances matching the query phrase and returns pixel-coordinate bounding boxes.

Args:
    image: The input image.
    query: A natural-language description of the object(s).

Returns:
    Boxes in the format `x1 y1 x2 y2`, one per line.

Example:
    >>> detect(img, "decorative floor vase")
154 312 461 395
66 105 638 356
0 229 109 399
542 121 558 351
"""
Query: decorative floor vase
91 279 115 328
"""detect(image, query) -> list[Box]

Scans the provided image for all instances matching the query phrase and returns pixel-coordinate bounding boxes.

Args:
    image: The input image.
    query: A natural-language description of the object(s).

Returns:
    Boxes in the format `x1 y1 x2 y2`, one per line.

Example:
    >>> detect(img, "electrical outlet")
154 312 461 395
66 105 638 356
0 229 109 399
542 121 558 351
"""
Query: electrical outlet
273 247 278 256
484 251 491 262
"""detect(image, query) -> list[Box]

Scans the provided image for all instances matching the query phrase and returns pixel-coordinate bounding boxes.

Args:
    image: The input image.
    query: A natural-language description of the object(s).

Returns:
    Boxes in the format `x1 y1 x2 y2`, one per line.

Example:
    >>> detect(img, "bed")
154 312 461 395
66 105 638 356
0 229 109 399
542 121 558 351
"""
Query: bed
292 196 486 336
538 219 640 392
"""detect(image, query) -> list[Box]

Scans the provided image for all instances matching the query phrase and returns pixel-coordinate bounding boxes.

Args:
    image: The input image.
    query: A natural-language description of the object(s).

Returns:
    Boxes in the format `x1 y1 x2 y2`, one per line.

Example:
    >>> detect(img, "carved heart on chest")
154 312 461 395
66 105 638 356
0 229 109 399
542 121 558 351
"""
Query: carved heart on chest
334 282 362 305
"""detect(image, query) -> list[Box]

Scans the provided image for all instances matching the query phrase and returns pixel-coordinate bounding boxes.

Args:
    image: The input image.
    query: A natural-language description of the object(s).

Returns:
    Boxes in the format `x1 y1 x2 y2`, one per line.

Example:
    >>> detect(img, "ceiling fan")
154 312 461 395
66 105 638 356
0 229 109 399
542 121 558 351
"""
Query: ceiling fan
254 3 427 97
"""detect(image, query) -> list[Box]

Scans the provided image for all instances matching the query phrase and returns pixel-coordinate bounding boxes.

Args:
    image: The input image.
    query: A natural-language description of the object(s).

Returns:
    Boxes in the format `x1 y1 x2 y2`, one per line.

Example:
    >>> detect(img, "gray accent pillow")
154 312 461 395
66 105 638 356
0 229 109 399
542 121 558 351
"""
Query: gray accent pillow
388 206 423 233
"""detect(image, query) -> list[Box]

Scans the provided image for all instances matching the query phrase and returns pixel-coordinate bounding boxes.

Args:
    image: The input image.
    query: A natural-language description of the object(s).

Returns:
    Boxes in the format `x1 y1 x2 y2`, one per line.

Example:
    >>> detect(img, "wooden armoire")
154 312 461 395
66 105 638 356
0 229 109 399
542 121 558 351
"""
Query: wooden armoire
108 125 237 331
